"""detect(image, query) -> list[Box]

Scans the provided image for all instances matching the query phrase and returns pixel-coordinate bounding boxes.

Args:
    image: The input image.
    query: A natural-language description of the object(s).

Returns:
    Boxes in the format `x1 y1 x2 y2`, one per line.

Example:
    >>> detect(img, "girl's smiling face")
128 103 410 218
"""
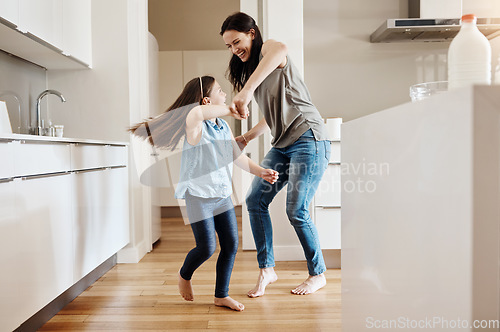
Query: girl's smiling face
205 80 226 105
222 29 255 63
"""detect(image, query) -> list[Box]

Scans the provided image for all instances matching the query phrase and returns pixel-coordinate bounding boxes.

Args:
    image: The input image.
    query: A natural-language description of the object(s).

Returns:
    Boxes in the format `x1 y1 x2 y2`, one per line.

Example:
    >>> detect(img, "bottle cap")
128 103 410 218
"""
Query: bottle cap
461 14 476 22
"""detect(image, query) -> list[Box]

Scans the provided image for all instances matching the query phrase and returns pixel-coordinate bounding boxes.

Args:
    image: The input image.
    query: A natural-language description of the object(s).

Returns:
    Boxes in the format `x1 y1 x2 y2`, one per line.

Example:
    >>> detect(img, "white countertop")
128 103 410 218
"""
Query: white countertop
0 133 128 146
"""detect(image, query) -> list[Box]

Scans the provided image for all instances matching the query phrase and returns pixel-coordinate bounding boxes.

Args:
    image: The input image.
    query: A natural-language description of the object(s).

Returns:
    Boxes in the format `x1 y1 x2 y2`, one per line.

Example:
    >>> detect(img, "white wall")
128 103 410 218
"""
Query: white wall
47 0 153 263
303 0 500 122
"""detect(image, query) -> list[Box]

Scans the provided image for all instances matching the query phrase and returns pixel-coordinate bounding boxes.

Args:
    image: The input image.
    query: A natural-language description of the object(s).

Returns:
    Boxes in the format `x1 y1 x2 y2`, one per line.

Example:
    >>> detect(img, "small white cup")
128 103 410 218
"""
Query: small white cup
54 125 64 137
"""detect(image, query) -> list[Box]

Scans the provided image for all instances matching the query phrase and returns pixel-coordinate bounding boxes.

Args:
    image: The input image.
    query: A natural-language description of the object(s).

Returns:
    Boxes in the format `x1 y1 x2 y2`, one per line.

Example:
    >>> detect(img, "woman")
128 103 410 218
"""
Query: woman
130 76 278 311
220 12 331 297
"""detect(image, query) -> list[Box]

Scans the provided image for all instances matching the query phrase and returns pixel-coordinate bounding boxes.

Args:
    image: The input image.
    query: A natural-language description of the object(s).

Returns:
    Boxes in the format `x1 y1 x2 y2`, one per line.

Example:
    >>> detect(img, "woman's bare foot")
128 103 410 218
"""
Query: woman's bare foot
291 273 326 295
214 296 245 311
247 267 278 298
178 271 194 301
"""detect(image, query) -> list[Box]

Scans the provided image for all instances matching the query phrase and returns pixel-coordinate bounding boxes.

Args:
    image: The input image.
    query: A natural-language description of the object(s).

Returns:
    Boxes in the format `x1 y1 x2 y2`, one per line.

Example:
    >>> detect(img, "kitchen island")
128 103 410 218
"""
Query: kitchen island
341 86 500 331
0 133 129 331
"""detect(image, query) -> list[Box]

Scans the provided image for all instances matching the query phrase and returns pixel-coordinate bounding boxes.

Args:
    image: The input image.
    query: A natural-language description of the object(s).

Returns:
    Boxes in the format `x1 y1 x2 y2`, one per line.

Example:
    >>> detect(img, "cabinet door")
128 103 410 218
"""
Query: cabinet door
62 0 91 66
0 179 22 332
315 207 341 249
0 0 19 26
16 173 74 320
73 167 129 281
18 0 63 50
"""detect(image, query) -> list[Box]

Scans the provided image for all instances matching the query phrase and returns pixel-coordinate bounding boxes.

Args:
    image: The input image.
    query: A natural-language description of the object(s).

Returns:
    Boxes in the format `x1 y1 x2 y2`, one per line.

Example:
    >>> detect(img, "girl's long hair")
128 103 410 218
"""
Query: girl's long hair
129 76 215 150
220 12 263 92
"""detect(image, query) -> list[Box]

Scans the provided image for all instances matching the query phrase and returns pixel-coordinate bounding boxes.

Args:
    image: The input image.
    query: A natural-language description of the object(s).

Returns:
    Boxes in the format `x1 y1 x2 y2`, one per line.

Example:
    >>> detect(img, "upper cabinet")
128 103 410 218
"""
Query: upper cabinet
0 0 92 69
62 0 92 66
0 0 19 26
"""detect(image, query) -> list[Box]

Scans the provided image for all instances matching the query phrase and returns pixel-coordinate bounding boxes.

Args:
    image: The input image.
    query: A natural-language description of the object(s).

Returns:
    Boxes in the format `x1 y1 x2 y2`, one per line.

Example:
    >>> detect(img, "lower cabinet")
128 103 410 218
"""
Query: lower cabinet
73 167 129 281
0 179 23 331
0 140 129 332
16 173 74 323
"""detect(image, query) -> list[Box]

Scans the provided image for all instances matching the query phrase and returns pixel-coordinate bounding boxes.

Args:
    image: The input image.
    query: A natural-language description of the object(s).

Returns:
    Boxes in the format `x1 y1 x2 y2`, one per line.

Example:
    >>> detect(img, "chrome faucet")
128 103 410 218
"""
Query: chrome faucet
34 89 66 135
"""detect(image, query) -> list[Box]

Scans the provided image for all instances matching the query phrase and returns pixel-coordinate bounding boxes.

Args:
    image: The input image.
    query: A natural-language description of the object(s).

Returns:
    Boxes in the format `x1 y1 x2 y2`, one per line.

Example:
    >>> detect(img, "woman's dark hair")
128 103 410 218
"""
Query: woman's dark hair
220 12 263 92
129 76 215 150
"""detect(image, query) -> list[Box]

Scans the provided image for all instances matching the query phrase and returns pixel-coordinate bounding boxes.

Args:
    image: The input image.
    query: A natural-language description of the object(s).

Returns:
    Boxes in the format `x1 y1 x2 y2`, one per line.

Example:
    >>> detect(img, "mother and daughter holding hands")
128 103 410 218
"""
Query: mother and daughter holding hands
131 12 331 312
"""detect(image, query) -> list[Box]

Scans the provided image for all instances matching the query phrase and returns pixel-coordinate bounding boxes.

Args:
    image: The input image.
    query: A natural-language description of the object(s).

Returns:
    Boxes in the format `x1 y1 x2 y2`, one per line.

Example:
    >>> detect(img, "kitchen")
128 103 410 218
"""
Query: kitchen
1 0 500 331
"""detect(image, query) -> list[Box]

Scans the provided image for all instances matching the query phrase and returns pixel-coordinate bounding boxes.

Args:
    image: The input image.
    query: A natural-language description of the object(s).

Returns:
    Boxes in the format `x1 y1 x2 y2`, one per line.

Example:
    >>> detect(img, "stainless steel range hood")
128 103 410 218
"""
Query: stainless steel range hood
370 0 500 42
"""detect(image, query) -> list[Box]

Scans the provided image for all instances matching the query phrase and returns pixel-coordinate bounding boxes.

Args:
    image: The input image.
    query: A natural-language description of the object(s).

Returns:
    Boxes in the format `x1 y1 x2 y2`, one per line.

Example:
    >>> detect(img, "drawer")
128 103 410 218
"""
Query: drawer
315 164 341 207
14 142 71 177
104 145 127 167
71 144 107 170
71 144 127 170
315 207 341 249
330 141 340 163
0 142 14 179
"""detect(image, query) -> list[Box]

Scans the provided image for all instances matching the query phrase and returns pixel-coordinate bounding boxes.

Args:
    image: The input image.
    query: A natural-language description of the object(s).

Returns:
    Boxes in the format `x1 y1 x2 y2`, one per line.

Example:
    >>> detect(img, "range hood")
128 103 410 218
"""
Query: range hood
371 0 500 42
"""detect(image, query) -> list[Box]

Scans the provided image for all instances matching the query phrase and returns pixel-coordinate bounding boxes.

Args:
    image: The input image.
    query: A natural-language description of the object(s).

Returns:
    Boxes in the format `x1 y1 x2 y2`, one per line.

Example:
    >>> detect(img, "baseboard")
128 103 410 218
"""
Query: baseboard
161 205 242 218
14 255 116 332
117 239 150 263
323 249 341 269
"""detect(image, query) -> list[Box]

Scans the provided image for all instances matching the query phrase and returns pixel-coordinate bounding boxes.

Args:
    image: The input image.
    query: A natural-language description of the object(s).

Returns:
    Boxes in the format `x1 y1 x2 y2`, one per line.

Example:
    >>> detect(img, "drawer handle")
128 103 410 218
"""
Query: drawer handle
20 171 70 181
74 167 106 174
0 177 14 183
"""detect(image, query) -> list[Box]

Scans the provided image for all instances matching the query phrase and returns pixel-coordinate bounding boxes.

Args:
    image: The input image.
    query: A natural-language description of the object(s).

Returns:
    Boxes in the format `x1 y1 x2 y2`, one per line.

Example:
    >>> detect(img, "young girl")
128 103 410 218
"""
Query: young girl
130 76 279 311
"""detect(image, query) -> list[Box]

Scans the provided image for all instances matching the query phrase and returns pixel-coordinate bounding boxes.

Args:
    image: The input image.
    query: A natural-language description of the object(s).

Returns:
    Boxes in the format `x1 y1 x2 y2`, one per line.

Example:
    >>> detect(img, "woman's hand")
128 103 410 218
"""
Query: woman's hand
234 135 248 151
260 168 279 184
230 88 253 119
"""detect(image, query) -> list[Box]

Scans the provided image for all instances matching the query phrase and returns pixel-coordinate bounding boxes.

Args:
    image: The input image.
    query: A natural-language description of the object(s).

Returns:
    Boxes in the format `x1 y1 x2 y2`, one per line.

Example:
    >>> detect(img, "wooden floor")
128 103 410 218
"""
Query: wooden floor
39 217 341 331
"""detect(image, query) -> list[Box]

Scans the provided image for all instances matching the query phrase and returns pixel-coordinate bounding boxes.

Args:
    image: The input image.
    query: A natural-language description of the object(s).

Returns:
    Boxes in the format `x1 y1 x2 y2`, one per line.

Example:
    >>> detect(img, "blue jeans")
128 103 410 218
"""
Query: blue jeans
246 129 331 276
180 192 238 298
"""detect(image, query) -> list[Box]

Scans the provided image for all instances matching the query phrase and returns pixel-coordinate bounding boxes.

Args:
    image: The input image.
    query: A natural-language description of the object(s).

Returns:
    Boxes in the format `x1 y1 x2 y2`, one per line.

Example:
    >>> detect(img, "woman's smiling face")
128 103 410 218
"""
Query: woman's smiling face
222 29 255 62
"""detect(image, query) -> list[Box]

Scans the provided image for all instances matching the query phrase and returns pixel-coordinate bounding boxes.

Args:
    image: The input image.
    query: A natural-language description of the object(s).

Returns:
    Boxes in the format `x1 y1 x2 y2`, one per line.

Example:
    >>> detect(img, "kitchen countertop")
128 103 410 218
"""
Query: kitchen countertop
0 133 128 146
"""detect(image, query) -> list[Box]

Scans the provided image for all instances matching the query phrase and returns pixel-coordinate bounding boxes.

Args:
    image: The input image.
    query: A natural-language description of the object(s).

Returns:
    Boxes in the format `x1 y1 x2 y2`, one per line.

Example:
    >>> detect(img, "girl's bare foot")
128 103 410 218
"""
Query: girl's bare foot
291 273 326 295
214 296 245 311
178 271 194 301
247 267 278 298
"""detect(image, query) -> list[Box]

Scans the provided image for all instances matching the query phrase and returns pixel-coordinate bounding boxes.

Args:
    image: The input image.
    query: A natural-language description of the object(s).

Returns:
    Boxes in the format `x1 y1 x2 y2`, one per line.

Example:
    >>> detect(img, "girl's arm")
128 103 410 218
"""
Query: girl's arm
229 40 288 118
230 130 278 184
185 105 242 145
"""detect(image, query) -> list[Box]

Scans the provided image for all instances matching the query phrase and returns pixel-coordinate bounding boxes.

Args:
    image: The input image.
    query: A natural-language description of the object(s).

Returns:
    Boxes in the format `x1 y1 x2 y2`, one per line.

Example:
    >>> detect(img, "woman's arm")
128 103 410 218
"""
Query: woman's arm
230 40 288 117
185 105 242 145
234 117 269 150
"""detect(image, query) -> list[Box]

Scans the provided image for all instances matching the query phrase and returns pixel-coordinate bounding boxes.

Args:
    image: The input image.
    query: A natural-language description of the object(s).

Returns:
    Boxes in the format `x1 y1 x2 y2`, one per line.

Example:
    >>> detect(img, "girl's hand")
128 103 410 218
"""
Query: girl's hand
260 168 279 184
230 88 252 119
229 110 245 120
234 135 248 151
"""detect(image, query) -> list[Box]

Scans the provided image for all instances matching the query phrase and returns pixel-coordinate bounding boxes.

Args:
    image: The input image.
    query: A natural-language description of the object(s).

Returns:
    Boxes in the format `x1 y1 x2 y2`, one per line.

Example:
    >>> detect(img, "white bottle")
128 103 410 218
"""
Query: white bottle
448 14 492 90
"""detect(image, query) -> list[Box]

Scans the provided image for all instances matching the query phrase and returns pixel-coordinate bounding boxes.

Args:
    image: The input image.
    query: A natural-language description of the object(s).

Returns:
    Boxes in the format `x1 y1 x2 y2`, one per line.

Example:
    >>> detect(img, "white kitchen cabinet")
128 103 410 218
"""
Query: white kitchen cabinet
0 140 14 179
73 166 129 281
62 0 91 66
16 173 74 323
0 179 22 332
19 0 63 50
0 135 128 330
14 141 70 177
313 118 342 250
0 0 91 68
0 0 19 26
